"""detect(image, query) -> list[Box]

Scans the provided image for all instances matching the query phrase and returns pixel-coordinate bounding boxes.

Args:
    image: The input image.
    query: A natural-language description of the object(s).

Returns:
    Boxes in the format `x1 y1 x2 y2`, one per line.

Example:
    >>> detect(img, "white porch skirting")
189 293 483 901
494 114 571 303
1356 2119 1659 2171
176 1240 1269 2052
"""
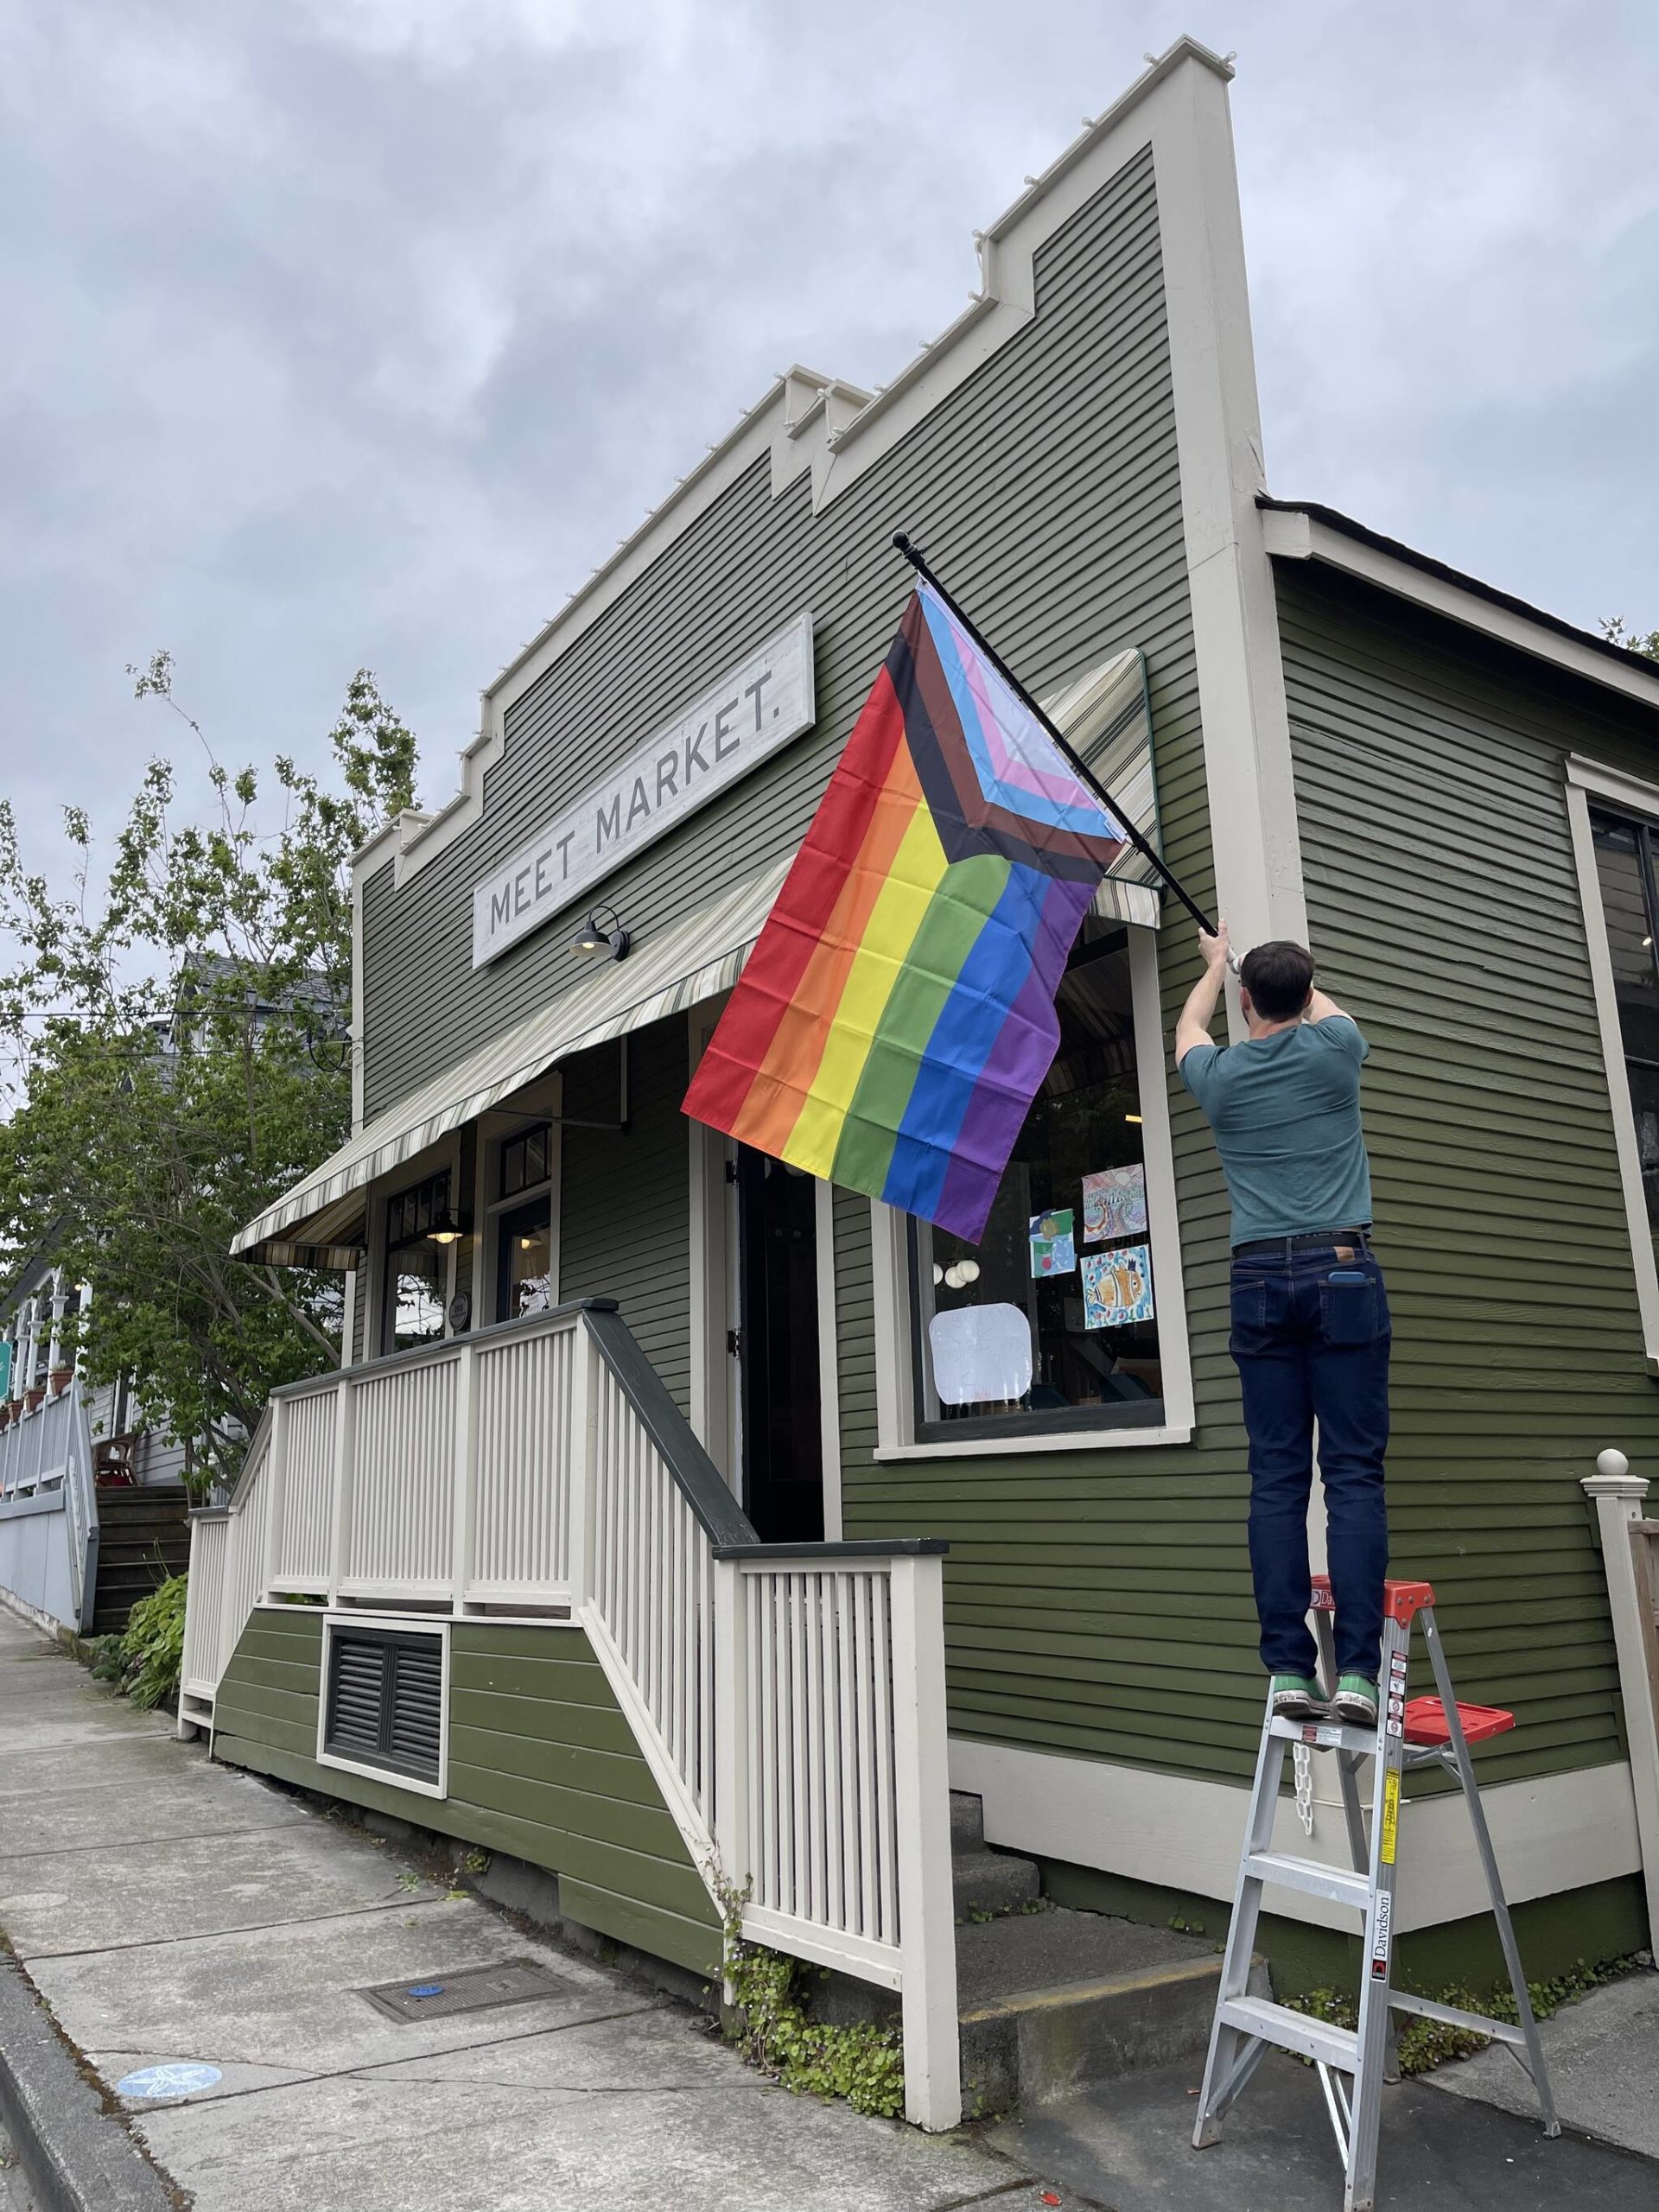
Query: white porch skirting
949 1735 1641 1936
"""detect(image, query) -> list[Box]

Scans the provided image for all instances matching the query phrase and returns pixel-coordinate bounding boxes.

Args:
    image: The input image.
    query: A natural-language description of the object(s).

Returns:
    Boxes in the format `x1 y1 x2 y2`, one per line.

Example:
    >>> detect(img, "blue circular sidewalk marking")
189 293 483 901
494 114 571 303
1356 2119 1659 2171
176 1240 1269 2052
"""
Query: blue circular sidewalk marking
118 2063 222 2100
406 1983 445 1999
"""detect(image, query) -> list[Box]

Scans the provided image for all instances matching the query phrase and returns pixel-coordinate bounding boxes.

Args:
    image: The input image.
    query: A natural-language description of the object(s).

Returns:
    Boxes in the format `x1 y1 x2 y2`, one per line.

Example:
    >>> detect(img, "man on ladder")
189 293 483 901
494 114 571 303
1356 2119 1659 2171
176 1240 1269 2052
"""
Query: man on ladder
1176 928 1557 2210
1175 924 1389 1726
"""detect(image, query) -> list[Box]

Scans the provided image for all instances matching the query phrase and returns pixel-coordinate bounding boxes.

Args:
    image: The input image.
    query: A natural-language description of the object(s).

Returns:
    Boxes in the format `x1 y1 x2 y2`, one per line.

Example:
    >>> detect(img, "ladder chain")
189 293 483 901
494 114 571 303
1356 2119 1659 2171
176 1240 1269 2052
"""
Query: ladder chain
1293 1740 1315 1837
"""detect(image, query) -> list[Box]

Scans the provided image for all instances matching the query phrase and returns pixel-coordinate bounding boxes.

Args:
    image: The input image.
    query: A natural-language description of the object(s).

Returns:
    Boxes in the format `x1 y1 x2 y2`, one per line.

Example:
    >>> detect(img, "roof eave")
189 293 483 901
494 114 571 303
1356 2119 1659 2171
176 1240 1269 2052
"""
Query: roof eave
1260 498 1659 718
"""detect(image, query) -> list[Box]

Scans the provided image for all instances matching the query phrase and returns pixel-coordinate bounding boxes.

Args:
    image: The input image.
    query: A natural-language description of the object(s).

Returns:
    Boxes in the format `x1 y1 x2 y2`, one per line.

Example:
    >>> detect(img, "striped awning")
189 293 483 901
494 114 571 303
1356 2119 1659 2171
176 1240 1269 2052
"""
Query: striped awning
232 855 791 1263
1041 646 1163 931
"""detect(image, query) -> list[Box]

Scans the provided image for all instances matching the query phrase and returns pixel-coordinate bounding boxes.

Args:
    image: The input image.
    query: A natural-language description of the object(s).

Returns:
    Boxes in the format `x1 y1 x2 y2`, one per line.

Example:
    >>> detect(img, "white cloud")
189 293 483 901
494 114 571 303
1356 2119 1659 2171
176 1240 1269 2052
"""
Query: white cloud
1 0 1656 893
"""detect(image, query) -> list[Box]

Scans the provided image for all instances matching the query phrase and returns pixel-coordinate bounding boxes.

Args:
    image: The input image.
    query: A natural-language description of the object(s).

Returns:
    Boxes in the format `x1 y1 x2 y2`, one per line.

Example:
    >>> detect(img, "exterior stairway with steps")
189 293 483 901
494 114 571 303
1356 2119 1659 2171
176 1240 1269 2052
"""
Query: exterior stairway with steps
947 1789 1261 2118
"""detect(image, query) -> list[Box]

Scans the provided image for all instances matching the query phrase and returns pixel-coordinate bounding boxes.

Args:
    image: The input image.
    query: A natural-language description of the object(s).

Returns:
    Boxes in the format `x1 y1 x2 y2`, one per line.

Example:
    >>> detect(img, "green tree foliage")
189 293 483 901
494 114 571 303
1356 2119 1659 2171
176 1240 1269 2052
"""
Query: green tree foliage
0 662 417 1487
1602 616 1659 660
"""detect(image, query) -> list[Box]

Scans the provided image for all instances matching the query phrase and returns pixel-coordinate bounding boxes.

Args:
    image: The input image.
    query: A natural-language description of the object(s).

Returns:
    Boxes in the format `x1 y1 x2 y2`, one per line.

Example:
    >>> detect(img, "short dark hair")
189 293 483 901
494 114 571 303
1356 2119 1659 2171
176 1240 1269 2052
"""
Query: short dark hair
1240 940 1315 1020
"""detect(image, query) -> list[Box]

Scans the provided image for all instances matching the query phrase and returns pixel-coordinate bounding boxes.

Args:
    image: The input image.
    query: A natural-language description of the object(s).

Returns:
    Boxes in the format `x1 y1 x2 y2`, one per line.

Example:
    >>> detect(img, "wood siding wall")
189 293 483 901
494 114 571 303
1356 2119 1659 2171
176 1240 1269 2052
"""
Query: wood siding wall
213 1606 721 1974
559 1025 693 1416
1269 560 1659 1778
836 566 1654 1800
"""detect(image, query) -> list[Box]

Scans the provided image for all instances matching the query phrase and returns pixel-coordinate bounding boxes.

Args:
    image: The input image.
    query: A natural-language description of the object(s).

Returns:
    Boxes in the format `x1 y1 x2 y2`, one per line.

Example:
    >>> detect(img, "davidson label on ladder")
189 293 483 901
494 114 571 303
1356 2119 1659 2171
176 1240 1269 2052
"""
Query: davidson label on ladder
1192 1577 1559 2212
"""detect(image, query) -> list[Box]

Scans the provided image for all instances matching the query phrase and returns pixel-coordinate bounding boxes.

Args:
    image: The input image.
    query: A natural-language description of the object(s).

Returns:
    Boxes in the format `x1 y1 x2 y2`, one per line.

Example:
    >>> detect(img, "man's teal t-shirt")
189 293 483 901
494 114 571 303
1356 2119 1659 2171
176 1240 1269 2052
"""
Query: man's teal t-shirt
1179 1015 1373 1247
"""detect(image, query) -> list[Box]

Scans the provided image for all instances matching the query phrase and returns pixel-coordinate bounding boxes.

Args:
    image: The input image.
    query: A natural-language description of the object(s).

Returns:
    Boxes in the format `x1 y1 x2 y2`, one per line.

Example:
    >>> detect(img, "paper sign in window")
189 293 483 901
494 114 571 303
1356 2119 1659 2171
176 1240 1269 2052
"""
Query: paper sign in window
929 1303 1033 1406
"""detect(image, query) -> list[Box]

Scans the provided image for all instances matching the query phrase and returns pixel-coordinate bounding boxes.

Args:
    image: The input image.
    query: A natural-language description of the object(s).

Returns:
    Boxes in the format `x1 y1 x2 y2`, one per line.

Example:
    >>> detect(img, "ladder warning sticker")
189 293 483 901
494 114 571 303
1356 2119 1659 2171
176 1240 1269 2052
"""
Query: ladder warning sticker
1380 1770 1401 1864
1370 1891 1392 1977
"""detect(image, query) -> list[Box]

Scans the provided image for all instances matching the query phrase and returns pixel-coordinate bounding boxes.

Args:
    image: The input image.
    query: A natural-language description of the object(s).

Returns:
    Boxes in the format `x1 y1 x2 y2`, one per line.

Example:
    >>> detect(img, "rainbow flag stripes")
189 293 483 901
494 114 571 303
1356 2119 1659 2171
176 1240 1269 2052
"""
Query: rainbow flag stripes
681 582 1128 1242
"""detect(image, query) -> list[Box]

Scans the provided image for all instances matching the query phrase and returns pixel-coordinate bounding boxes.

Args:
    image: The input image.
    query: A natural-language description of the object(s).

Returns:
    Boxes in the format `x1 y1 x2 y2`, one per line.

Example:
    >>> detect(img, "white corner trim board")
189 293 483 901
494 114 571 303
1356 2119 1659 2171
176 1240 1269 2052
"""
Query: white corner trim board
950 1736 1642 1936
1562 760 1659 1370
351 36 1251 900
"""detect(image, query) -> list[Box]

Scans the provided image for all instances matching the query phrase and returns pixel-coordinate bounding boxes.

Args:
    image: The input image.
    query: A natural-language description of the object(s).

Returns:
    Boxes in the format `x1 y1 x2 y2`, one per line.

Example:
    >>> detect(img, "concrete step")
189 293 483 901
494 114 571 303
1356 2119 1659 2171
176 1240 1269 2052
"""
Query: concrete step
950 1789 985 1852
952 1847 1042 1918
954 1906 1258 2120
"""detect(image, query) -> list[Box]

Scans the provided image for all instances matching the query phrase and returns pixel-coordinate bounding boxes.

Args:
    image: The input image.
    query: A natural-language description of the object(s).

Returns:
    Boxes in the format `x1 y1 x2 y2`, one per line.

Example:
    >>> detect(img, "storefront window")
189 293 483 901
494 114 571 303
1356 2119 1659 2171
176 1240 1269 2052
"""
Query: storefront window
907 919 1162 1439
497 1198 554 1319
381 1170 451 1355
499 1125 550 1200
1591 810 1659 1233
490 1122 555 1322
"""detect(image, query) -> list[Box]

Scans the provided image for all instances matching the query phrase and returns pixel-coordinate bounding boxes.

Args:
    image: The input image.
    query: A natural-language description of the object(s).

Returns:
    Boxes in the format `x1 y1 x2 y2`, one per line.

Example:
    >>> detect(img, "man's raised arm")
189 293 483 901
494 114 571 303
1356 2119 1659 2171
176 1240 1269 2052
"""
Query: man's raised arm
1305 986 1351 1024
1175 922 1230 1065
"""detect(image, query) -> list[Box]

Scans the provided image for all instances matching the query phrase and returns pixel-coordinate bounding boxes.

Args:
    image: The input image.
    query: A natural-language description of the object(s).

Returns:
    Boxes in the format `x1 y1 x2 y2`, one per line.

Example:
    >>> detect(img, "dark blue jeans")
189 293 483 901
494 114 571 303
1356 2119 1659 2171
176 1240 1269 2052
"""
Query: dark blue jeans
1229 1239 1390 1681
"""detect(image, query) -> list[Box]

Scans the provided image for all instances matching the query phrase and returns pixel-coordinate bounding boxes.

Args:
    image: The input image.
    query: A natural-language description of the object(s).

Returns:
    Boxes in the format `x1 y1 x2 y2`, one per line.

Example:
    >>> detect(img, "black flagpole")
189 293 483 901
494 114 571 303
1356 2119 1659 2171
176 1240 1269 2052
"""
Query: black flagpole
892 531 1218 938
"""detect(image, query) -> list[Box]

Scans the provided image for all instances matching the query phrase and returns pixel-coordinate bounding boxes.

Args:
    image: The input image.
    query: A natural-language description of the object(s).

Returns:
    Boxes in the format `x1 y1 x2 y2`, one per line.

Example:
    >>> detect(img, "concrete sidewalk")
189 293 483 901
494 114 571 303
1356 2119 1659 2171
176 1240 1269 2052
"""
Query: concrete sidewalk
1 1605 1655 2212
0 1611 1030 2212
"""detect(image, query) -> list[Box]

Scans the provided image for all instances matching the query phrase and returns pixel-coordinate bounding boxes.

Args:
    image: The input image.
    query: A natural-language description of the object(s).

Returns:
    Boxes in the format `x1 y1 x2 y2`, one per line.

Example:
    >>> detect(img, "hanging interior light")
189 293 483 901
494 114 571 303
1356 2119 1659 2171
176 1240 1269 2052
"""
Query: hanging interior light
428 1206 465 1245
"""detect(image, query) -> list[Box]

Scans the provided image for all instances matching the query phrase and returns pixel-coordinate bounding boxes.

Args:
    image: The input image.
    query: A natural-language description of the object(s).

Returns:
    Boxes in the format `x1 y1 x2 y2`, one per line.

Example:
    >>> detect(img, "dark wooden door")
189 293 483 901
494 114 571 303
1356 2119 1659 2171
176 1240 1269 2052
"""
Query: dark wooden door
735 1146 823 1544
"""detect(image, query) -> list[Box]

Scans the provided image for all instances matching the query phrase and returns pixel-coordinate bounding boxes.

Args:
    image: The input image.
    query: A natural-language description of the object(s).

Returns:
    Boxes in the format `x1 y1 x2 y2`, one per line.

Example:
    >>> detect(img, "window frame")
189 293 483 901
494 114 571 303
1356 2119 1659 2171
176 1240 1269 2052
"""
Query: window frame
870 925 1195 1459
377 1166 455 1358
1567 757 1659 1373
315 1612 450 1800
480 1103 561 1325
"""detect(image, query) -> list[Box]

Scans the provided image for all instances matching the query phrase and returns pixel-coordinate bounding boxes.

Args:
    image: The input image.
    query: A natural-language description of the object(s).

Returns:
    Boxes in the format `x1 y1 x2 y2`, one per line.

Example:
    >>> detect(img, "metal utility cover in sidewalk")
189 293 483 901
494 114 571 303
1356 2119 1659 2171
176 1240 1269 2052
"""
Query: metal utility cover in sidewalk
356 1959 570 2023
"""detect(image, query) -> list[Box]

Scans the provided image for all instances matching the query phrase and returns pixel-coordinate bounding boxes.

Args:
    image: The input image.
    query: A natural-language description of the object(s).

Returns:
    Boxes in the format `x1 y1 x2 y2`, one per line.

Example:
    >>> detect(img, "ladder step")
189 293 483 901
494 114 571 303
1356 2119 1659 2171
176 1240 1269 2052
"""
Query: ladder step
1244 1852 1371 1909
1268 1713 1377 1755
1218 1994 1359 2073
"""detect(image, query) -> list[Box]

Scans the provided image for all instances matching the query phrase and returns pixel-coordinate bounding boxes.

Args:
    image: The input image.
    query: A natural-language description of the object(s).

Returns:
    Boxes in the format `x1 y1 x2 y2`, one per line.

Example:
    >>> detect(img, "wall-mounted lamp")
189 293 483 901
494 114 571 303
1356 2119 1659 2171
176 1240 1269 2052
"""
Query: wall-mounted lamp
428 1207 465 1246
575 905 631 962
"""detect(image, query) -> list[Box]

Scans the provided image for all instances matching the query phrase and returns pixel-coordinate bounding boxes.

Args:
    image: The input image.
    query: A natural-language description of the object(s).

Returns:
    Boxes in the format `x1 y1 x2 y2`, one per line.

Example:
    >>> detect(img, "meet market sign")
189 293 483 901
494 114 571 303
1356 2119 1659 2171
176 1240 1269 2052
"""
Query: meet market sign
473 613 816 967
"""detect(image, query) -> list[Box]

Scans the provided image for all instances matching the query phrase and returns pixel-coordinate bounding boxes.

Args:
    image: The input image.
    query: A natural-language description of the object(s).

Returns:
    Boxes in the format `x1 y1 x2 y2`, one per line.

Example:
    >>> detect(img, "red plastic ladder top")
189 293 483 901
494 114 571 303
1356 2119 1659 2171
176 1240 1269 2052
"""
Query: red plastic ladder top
1309 1573 1436 1623
1306 1576 1516 1744
1402 1697 1516 1747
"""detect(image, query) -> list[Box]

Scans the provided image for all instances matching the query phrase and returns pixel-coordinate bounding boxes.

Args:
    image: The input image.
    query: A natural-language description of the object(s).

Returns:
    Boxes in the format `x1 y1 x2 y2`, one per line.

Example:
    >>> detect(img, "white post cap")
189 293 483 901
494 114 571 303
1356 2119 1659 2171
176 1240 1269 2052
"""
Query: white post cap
1583 1447 1648 1503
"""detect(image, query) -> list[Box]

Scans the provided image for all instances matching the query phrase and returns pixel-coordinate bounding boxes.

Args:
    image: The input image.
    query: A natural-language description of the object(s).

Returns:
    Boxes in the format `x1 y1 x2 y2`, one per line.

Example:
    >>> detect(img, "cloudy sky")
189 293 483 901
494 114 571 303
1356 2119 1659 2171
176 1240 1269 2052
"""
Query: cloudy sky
4 1 1657 877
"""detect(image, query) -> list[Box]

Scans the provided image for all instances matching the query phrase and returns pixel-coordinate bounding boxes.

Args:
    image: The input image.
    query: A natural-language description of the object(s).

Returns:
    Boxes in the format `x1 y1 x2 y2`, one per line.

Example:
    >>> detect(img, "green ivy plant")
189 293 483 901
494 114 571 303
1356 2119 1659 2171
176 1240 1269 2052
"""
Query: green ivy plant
1287 1951 1644 2074
711 1872 906 2120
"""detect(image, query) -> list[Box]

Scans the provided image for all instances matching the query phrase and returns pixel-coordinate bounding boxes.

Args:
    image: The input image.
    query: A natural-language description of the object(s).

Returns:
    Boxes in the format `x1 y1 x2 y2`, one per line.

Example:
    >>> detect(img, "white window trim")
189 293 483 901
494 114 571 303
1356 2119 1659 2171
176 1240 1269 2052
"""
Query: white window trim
1565 756 1659 1373
478 1087 563 1327
873 926 1195 1459
315 1611 451 1802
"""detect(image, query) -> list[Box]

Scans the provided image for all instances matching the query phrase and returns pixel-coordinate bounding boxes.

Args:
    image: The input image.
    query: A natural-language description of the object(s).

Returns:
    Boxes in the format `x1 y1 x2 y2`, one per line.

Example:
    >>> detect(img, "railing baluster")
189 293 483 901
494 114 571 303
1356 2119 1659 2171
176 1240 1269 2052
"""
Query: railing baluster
259 1394 289 1604
451 1339 478 1605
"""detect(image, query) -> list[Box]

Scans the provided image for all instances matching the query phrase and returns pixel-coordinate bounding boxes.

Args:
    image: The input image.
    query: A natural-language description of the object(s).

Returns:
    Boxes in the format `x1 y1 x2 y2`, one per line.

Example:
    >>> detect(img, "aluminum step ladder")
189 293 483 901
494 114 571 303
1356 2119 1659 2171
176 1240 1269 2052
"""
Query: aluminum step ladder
1192 1575 1559 2212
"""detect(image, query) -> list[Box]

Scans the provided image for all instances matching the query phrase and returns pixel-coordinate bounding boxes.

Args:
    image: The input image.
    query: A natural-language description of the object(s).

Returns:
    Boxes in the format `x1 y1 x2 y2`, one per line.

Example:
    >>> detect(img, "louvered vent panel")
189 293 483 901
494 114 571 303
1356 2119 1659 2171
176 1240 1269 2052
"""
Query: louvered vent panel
326 1637 388 1760
387 1641 443 1778
323 1628 443 1784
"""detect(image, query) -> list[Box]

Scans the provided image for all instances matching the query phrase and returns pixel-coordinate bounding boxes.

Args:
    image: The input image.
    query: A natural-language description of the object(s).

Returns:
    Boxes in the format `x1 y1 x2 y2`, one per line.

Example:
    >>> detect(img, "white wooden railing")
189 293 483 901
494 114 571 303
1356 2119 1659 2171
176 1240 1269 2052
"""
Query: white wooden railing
180 1299 959 2127
0 1382 100 1632
1583 1453 1659 1950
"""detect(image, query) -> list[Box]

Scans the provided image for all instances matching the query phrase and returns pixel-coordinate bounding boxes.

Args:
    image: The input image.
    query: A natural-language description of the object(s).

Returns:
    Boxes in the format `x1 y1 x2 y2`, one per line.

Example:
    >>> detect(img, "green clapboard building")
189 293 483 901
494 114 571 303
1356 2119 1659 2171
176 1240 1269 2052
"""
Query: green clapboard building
181 36 1659 2121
